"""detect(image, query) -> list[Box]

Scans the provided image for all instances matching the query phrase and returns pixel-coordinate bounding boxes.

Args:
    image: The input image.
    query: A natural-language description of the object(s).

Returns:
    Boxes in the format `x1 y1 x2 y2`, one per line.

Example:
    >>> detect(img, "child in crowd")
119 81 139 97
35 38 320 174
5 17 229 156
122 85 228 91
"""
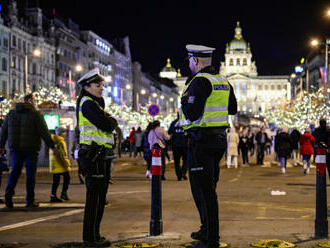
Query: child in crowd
49 127 71 202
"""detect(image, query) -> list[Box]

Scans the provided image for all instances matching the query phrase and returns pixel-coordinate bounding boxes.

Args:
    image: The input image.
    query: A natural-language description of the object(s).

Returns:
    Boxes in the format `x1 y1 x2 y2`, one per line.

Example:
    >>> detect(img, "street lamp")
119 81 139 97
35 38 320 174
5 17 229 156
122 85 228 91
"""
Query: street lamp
326 9 330 17
25 48 41 94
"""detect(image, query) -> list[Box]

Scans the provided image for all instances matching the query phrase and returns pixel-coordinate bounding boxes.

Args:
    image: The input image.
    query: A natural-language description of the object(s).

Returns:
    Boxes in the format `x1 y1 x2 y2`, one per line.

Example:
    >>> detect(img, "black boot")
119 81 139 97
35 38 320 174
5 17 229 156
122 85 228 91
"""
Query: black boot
50 195 63 203
61 192 69 201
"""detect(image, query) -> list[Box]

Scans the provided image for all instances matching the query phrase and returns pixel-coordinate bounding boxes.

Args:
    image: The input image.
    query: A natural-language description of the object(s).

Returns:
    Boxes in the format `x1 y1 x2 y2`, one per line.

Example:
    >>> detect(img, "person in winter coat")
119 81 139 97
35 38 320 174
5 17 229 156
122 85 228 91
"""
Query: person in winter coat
134 127 143 157
49 127 71 202
143 123 153 179
255 127 270 165
0 93 57 208
312 118 329 175
290 129 301 166
227 127 239 168
128 127 136 157
148 120 170 180
275 127 292 174
299 128 315 174
239 130 250 166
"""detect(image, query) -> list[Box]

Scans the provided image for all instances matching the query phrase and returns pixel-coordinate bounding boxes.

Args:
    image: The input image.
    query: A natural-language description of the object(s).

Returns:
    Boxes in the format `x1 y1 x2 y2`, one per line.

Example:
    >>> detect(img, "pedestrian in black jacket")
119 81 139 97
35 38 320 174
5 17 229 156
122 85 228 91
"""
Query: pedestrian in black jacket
290 129 301 166
255 127 269 165
312 118 330 177
239 130 250 166
0 93 56 208
168 115 188 181
275 127 292 174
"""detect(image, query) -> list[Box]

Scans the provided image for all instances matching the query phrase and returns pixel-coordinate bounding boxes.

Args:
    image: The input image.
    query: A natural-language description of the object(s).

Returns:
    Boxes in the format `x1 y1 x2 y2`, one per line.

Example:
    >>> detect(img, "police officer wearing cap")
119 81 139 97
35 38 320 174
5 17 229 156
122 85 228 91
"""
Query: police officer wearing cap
180 44 237 248
76 68 117 247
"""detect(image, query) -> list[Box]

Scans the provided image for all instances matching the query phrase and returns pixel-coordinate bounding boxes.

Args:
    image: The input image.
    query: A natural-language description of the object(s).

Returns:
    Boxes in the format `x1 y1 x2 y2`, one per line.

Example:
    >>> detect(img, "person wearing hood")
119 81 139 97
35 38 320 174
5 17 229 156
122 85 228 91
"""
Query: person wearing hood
299 127 315 174
49 127 71 203
0 93 56 208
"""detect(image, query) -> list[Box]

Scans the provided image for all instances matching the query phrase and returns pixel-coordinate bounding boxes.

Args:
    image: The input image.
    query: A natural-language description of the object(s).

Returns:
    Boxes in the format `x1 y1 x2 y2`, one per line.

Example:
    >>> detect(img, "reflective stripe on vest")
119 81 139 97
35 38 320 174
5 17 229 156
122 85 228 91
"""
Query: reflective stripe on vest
79 96 114 148
180 72 229 130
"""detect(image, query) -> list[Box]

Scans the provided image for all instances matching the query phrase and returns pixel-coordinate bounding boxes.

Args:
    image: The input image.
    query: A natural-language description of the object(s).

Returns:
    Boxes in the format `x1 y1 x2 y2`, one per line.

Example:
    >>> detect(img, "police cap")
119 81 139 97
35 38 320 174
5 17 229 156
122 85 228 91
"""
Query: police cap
186 44 215 58
77 68 105 87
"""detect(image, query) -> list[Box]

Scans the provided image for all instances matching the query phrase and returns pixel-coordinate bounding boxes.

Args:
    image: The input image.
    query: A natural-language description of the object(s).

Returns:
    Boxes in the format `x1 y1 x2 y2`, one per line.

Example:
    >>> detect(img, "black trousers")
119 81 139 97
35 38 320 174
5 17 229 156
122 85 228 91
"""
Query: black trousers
257 144 265 165
188 141 224 246
173 146 188 179
51 172 70 196
79 156 111 242
241 147 249 164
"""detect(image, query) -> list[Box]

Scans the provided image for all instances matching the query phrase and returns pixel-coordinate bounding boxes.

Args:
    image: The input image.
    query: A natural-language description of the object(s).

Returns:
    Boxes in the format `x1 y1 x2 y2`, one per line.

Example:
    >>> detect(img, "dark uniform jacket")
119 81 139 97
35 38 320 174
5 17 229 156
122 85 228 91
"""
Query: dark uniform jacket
80 92 118 133
168 118 187 147
180 66 237 147
0 103 54 152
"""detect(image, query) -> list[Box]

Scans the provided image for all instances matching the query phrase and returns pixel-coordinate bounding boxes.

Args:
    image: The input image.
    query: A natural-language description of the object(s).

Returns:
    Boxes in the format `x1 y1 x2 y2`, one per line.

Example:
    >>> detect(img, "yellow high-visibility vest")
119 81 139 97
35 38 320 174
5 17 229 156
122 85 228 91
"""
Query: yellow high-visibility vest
79 96 114 148
180 72 230 130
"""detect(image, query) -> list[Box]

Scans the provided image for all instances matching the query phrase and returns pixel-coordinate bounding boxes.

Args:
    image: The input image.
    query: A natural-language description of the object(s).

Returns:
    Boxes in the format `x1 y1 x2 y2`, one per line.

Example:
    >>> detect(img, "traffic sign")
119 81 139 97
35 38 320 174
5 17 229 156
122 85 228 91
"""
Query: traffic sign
148 104 160 116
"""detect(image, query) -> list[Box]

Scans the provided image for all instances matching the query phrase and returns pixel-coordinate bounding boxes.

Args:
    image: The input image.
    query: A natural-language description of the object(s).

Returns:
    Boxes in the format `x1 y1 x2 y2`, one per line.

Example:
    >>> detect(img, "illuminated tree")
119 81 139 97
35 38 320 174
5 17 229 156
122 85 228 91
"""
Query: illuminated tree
265 88 329 132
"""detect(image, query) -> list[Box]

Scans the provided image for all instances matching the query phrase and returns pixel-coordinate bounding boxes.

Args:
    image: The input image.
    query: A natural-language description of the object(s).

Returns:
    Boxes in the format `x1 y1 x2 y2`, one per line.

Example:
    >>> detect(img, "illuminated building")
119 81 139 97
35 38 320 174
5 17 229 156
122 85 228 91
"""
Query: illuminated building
220 22 290 115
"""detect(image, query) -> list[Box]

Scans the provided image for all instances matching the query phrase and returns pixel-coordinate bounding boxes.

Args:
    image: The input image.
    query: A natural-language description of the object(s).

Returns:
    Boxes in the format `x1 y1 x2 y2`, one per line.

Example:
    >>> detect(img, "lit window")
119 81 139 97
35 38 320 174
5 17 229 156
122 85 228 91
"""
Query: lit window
243 58 247 65
236 58 240 66
229 59 233 66
113 86 118 97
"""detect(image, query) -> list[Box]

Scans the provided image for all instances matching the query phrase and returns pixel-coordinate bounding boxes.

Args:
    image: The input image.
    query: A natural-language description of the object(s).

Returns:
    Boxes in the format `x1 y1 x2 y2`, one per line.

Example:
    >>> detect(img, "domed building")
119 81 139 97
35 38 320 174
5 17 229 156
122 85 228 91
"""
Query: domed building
220 22 290 115
159 58 177 79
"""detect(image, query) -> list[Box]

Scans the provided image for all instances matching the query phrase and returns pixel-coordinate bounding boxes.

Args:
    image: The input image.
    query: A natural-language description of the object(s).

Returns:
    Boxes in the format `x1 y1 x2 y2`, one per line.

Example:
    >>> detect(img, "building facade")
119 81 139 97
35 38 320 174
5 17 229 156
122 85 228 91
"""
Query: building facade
220 22 290 115
52 16 88 97
7 1 56 96
0 12 10 97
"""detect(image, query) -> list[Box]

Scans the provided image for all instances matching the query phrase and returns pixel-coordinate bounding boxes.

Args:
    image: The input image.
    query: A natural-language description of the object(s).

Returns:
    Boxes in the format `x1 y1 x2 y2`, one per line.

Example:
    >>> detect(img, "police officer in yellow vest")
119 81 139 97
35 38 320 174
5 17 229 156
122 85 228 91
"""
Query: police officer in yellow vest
76 68 118 247
181 44 237 248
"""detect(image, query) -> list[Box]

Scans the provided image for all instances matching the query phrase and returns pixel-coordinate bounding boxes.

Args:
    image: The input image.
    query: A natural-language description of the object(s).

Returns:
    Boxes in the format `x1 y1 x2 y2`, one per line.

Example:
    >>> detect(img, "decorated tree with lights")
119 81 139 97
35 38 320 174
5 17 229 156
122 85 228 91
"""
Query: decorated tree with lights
265 88 329 132
105 103 176 130
33 86 68 105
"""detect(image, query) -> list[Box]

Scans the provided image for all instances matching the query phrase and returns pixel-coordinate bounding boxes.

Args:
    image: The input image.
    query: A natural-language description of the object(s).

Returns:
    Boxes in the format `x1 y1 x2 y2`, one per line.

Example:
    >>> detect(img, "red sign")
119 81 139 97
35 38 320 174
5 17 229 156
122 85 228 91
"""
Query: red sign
148 104 160 116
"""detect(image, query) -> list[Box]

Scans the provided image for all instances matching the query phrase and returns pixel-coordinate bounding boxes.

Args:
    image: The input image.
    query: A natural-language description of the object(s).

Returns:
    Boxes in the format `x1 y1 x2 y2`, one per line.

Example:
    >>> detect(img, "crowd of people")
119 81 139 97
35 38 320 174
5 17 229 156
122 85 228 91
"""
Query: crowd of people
225 118 329 175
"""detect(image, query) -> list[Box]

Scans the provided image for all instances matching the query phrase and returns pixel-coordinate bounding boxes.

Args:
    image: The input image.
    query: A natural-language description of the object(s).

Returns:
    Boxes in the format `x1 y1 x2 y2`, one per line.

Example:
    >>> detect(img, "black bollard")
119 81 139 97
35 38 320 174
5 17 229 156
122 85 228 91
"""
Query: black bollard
315 147 328 238
150 146 163 236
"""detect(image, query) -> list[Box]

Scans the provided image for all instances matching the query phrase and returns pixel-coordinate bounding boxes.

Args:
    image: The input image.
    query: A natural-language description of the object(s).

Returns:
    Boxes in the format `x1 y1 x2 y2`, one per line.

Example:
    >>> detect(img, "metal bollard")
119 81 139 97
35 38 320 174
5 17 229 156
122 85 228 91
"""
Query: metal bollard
149 146 163 236
315 147 328 238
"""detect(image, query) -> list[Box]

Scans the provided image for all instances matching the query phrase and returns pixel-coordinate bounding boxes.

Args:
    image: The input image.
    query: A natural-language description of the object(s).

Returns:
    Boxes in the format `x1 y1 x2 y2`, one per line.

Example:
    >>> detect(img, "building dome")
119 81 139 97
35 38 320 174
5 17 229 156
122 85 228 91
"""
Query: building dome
229 22 248 51
160 58 177 79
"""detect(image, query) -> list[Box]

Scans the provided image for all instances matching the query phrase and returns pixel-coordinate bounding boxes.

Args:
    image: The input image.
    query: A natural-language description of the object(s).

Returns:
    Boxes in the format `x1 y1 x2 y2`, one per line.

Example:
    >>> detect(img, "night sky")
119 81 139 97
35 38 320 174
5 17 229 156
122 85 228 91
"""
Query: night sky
33 1 330 76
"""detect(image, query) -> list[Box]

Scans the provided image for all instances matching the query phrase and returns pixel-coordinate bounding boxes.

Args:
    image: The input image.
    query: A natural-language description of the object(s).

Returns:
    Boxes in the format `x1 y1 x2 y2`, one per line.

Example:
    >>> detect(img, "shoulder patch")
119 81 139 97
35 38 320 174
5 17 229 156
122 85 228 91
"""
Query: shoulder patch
188 96 195 103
